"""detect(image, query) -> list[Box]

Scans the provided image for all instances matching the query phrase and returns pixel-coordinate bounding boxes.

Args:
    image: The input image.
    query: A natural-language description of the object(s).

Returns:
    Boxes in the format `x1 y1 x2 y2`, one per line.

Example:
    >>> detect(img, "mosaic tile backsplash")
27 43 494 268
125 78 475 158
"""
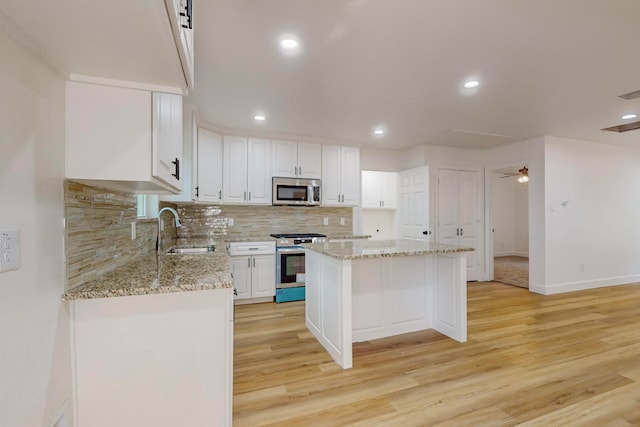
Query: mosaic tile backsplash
64 181 353 290
64 181 157 290
174 203 353 245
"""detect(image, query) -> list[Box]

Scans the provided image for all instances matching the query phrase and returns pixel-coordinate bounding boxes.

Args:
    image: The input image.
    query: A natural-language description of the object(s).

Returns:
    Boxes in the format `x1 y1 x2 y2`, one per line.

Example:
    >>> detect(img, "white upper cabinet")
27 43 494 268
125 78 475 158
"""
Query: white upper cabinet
362 170 397 209
223 136 271 204
321 145 360 206
271 140 321 179
195 128 223 202
66 81 183 194
164 0 194 88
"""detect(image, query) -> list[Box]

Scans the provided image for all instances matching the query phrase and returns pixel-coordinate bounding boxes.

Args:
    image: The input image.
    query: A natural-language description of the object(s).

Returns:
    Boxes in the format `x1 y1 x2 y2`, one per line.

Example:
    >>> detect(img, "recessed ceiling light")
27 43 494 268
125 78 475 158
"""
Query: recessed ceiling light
622 113 637 120
374 129 384 135
254 115 266 121
463 80 480 89
280 38 298 50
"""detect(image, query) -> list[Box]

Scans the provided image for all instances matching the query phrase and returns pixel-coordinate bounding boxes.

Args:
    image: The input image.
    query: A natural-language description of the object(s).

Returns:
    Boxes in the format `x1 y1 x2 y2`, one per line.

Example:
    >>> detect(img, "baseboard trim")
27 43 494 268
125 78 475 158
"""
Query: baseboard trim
540 275 640 295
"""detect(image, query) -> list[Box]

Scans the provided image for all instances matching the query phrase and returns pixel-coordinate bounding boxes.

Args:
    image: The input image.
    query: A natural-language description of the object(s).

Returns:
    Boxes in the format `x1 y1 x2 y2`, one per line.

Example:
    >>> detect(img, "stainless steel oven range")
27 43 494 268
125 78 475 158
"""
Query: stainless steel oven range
270 233 327 302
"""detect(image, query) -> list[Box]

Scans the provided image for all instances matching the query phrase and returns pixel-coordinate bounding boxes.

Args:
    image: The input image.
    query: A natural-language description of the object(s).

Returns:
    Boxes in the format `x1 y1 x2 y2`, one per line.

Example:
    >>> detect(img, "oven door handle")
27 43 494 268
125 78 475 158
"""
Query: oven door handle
276 248 306 254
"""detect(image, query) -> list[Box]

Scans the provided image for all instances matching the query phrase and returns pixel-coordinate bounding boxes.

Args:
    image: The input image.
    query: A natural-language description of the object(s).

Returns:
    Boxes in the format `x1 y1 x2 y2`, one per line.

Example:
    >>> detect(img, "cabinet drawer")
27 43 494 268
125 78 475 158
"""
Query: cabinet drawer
228 241 275 256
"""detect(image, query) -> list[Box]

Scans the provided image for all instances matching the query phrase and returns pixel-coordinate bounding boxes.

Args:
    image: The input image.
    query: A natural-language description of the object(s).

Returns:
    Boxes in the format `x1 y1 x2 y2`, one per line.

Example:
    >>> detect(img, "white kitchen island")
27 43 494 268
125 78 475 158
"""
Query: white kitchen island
305 239 473 369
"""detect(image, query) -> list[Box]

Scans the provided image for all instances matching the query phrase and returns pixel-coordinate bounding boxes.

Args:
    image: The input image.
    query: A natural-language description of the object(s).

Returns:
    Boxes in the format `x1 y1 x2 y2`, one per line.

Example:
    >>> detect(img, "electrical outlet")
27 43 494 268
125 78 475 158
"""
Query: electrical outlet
227 218 234 227
131 221 136 240
579 263 585 272
0 230 20 273
323 218 329 226
340 217 345 225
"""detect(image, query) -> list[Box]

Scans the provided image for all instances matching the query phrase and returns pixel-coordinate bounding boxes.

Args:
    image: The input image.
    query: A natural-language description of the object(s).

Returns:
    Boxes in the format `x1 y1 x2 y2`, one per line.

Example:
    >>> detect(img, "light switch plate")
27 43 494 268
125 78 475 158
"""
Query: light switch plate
0 230 20 272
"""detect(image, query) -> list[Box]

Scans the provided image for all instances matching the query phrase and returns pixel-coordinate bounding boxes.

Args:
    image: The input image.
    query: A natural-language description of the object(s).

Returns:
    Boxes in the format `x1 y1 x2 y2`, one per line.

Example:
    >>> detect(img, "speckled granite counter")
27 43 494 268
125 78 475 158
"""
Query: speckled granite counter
62 249 232 301
326 234 371 240
305 239 473 260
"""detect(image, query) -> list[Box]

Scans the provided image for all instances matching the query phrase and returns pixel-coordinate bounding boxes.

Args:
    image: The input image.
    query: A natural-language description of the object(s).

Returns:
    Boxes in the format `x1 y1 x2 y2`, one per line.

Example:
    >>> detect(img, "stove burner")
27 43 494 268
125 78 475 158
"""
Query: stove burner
270 233 327 239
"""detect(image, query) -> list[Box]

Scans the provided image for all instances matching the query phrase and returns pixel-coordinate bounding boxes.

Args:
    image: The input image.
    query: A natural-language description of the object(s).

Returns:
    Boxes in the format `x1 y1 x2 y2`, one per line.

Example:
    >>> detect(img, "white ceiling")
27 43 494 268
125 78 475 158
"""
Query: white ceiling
3 0 640 151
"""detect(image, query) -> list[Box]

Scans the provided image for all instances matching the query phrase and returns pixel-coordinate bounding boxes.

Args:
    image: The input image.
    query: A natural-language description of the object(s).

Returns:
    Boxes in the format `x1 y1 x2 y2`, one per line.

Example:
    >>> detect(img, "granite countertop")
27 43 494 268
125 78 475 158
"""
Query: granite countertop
62 248 232 301
326 235 371 240
305 239 474 260
224 235 276 243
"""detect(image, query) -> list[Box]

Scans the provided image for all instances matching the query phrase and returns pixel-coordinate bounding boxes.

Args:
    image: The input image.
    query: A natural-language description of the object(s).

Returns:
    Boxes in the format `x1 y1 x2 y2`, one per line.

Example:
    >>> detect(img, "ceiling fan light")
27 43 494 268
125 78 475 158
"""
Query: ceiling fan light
517 175 529 183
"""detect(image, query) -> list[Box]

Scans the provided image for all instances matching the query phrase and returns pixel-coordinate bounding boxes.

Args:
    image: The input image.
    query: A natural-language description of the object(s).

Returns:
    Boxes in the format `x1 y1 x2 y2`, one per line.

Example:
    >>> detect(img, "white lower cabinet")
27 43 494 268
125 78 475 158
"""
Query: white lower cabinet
228 241 276 302
70 289 233 427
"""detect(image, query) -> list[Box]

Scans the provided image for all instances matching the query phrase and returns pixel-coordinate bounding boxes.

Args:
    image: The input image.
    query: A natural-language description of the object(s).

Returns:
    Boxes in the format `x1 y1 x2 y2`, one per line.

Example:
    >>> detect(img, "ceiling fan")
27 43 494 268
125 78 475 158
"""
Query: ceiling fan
500 166 529 183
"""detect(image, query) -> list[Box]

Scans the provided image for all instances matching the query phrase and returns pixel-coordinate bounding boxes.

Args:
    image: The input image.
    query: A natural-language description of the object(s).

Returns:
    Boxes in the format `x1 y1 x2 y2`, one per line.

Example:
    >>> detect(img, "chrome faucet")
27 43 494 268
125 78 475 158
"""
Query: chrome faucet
157 207 182 253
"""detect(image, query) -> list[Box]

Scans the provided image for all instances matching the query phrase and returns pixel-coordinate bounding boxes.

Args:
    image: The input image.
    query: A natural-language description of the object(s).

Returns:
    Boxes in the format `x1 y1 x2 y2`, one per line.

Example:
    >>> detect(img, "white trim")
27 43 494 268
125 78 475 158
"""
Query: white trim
484 159 532 288
539 275 640 295
47 400 70 427
69 74 186 95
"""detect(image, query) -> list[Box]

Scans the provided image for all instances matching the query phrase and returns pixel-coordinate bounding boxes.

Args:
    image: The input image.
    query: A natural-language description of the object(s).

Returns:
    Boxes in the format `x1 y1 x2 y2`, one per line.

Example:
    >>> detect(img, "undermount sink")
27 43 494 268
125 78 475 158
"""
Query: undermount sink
165 245 215 255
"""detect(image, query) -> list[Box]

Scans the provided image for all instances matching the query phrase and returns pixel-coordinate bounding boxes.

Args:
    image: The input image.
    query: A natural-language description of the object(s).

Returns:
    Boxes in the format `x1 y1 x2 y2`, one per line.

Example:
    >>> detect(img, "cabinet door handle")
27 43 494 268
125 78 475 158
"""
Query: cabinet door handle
248 191 251 200
219 190 222 200
456 228 459 236
460 228 463 236
299 166 302 175
244 191 247 201
295 166 298 176
253 257 256 267
171 157 180 180
195 186 199 198
248 258 251 267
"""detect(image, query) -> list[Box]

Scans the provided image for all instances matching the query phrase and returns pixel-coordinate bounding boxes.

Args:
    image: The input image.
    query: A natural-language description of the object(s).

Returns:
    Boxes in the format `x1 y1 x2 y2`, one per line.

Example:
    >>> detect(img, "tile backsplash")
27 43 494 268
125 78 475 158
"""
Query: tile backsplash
175 203 353 244
64 181 156 290
64 180 354 290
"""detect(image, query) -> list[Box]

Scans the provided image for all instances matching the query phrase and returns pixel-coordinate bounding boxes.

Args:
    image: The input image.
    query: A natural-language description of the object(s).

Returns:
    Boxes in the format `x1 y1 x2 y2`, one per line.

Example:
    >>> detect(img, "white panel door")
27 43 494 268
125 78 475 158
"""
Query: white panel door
297 142 322 179
222 136 248 203
271 140 298 178
459 170 479 281
322 145 342 205
197 128 223 202
340 146 360 205
437 169 460 246
251 254 276 297
398 167 430 240
411 170 429 239
437 168 479 281
247 138 271 204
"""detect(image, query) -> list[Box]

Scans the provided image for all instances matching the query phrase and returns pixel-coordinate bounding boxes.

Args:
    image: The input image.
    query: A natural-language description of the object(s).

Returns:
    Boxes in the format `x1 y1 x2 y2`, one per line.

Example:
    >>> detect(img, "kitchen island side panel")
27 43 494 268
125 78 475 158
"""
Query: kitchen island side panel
433 253 467 342
305 250 352 368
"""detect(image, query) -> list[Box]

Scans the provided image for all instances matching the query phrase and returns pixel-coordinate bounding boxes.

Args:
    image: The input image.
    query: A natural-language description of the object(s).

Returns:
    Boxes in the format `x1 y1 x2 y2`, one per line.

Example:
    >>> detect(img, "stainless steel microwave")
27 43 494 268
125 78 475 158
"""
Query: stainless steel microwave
272 177 321 206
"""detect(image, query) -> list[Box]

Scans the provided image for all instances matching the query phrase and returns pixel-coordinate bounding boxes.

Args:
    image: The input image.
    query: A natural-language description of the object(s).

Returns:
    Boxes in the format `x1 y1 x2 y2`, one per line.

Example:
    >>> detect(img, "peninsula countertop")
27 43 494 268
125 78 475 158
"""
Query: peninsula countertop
305 239 474 260
62 248 232 301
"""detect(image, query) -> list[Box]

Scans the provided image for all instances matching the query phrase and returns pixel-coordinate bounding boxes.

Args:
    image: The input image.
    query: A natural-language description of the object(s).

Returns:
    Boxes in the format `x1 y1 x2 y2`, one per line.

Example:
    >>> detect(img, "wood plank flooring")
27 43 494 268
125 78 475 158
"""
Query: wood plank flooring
233 282 640 426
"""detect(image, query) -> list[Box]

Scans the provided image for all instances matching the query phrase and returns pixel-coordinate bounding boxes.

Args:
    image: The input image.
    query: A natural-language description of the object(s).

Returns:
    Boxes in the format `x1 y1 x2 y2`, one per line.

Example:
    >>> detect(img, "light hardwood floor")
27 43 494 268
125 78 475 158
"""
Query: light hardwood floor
233 282 640 426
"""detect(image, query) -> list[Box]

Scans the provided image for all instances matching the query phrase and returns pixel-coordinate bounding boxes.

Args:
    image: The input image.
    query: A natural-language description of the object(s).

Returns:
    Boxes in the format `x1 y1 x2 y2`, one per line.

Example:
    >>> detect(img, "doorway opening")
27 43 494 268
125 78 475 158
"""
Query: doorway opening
491 166 529 288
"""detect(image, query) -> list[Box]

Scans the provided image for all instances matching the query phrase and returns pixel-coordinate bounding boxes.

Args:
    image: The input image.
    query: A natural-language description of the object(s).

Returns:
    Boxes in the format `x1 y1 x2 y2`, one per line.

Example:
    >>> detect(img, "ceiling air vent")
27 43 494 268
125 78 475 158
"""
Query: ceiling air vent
602 121 640 133
618 89 640 100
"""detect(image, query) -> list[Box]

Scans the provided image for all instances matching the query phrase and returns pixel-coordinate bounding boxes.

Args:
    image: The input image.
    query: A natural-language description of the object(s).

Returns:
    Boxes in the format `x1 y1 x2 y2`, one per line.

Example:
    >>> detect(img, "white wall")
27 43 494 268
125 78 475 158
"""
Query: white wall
0 24 72 427
544 136 640 293
360 147 402 172
361 210 396 240
492 173 528 257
